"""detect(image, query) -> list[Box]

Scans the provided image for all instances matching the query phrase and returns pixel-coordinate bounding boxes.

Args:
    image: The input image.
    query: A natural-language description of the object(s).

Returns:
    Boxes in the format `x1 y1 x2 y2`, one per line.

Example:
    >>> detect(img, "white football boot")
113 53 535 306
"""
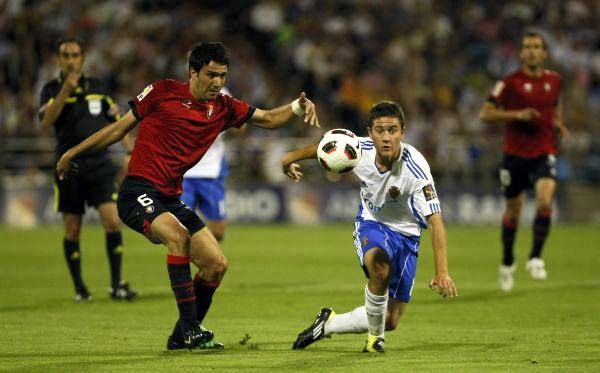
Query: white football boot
499 264 516 292
526 258 547 280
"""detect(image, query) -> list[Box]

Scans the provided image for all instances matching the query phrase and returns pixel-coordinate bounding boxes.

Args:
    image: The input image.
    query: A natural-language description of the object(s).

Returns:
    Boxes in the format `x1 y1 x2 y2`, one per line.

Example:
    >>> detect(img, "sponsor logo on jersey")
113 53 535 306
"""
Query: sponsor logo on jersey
523 83 532 92
207 104 214 118
181 100 192 109
544 82 551 92
137 84 153 101
422 185 437 201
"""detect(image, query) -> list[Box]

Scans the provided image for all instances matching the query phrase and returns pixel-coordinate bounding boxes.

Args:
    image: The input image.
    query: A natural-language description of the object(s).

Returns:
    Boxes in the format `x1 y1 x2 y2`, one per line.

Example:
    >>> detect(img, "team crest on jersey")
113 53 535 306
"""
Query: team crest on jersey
207 105 214 118
181 100 192 109
137 84 153 101
422 185 437 201
544 82 551 92
388 186 400 201
523 83 532 92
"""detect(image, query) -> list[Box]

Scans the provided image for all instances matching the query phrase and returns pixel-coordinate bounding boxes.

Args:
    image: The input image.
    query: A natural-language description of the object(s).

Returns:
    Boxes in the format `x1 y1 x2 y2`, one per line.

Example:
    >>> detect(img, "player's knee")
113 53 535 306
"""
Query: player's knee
537 204 552 215
64 225 81 240
385 317 399 331
105 218 120 233
211 230 225 242
202 254 228 282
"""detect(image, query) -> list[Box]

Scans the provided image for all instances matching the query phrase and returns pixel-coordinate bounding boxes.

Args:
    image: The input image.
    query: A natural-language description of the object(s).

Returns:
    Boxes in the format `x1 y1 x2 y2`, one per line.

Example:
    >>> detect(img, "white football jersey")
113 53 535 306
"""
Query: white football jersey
184 87 231 179
353 137 442 237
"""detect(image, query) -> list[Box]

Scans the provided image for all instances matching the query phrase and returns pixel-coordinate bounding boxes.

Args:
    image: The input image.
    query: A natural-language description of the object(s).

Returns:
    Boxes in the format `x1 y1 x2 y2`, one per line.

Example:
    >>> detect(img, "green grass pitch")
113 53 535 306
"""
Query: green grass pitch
1 224 599 372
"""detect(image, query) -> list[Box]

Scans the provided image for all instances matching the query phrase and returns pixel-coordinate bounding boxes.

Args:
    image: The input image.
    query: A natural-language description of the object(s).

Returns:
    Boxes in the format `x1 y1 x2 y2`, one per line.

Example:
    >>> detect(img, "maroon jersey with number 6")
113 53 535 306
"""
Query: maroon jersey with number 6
487 69 561 158
128 79 254 196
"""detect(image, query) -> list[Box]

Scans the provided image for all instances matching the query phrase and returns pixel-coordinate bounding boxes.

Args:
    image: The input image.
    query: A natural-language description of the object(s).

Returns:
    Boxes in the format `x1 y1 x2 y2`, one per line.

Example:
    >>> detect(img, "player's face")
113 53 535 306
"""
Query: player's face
190 60 228 101
367 116 405 161
520 36 547 68
58 42 83 75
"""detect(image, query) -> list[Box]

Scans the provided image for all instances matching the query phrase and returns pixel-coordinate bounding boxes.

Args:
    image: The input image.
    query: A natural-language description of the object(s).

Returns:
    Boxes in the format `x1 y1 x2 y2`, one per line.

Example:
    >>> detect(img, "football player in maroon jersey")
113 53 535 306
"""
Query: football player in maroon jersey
57 42 319 349
480 31 569 292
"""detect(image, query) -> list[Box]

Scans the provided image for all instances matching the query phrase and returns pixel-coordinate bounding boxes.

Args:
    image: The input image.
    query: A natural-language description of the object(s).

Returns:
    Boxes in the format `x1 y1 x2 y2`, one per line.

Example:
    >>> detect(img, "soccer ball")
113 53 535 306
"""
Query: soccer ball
317 129 362 173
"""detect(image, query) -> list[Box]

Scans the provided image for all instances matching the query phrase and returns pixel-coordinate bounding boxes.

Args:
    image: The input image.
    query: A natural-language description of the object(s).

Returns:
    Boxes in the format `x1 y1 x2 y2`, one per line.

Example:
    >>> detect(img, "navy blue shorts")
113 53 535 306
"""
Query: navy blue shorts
181 177 226 221
353 220 419 302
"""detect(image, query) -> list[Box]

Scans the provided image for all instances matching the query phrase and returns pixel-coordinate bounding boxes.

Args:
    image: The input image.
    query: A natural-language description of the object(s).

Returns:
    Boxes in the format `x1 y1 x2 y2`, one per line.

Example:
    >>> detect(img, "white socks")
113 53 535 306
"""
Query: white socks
324 306 368 335
323 285 388 337
364 285 387 337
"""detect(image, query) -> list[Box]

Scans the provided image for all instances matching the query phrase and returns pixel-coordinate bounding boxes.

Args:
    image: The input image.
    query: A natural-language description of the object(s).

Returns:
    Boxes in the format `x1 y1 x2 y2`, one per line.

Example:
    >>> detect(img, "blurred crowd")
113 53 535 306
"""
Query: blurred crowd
1 0 599 185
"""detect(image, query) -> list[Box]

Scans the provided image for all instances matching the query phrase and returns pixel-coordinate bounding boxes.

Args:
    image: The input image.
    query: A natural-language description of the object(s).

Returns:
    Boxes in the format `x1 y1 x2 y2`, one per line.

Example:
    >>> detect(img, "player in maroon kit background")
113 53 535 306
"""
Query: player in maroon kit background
480 31 569 292
56 42 319 350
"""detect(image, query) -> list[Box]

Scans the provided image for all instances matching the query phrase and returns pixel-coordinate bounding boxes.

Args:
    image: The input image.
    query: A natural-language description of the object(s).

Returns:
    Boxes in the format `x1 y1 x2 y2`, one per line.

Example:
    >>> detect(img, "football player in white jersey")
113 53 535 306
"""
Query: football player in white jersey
181 88 237 242
282 101 458 353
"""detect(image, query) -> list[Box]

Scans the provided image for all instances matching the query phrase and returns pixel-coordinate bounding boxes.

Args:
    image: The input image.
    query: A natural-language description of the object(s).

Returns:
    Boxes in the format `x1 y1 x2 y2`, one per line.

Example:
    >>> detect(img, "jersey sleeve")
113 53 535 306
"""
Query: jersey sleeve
224 95 255 129
128 81 163 120
359 137 374 150
411 182 442 222
405 147 442 225
487 76 511 107
38 84 54 121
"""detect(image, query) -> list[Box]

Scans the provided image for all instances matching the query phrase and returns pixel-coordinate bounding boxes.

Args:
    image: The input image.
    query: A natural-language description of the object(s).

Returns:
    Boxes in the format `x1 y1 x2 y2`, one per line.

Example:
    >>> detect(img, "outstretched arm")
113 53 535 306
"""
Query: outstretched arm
281 143 318 182
57 110 138 179
479 102 540 124
250 92 319 129
426 213 458 298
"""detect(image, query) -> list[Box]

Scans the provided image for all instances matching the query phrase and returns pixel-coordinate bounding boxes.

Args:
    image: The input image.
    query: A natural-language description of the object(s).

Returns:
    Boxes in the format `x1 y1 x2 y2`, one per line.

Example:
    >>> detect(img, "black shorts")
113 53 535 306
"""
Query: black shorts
117 176 205 243
54 156 118 214
499 154 557 198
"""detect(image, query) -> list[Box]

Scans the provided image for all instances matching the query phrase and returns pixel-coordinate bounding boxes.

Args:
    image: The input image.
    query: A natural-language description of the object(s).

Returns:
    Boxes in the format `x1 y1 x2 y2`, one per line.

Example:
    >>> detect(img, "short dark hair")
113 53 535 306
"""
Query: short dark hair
367 101 406 129
188 42 229 72
56 37 84 54
522 30 547 50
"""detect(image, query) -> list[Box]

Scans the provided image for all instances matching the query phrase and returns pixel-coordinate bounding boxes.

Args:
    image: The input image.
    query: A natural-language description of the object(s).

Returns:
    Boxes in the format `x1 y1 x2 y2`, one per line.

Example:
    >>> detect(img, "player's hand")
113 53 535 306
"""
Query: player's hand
283 162 303 182
429 273 458 298
516 108 541 122
63 71 81 91
556 123 570 141
56 152 75 180
298 92 320 128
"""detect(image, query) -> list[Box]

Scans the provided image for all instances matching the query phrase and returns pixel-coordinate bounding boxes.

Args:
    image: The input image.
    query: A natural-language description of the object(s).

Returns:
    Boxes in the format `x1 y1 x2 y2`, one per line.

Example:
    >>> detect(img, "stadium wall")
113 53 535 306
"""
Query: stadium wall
3 180 598 228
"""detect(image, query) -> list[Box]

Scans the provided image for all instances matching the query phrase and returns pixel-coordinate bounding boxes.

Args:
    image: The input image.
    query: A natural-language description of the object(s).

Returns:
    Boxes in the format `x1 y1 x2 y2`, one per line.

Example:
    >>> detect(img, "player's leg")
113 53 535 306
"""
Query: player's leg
55 170 90 302
150 212 209 348
498 193 523 291
499 156 527 291
362 247 391 347
62 213 91 301
526 177 556 279
385 299 408 331
89 159 137 300
164 200 226 350
116 177 207 349
97 202 137 300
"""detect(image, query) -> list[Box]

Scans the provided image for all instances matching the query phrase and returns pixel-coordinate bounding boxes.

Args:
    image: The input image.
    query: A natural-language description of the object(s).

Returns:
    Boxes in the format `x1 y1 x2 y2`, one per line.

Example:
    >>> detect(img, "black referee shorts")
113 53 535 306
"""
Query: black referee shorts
499 154 557 198
54 156 118 214
117 176 205 243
